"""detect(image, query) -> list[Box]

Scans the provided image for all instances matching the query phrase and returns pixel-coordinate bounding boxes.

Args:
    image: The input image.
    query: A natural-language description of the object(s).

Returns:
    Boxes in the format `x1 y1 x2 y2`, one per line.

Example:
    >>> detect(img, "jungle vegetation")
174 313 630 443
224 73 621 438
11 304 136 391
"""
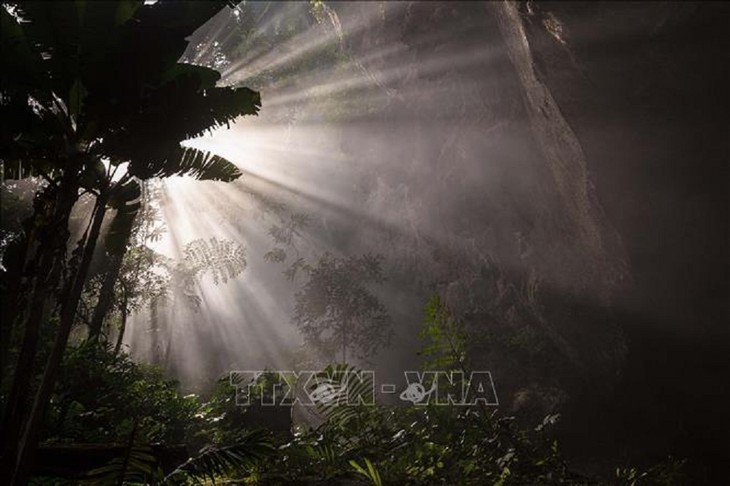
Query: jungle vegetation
0 1 703 485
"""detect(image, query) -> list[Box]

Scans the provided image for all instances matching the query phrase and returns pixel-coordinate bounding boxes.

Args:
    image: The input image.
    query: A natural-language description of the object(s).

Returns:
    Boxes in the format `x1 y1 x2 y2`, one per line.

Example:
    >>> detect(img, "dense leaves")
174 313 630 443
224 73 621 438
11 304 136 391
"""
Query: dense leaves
292 253 392 363
0 2 260 482
1 1 260 182
165 430 275 484
420 295 468 371
23 302 684 485
47 342 199 446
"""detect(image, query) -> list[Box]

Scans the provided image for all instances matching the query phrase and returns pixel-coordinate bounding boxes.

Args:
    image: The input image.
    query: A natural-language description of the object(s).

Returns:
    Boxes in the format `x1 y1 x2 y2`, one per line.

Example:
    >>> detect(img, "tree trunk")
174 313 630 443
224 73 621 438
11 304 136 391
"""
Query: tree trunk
0 251 56 476
0 227 29 395
89 198 139 343
10 192 108 485
114 297 128 355
150 298 161 365
0 174 79 479
117 419 138 486
88 250 125 342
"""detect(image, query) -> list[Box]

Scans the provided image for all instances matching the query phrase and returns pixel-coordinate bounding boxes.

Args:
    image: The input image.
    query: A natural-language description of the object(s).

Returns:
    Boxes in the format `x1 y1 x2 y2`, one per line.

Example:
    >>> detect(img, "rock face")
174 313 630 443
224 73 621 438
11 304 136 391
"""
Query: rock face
516 1 729 476
331 1 630 405
488 1 629 301
330 0 728 476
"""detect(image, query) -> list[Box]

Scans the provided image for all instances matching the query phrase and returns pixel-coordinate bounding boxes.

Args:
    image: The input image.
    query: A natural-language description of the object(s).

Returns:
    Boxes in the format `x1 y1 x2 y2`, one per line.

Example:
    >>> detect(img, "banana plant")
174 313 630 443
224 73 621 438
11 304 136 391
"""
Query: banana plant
0 2 261 483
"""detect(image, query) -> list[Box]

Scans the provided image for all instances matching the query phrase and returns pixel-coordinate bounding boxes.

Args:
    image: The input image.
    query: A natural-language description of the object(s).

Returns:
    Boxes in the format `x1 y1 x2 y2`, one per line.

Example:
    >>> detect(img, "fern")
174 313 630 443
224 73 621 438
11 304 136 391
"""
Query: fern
164 429 275 483
419 295 468 372
182 237 247 285
349 457 383 486
83 445 163 485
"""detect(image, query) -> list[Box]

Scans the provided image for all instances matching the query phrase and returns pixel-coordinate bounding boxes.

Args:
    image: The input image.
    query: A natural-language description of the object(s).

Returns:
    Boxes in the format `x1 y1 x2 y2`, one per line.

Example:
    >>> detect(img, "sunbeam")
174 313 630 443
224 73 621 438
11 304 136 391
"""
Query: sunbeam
3 1 727 482
128 0 562 386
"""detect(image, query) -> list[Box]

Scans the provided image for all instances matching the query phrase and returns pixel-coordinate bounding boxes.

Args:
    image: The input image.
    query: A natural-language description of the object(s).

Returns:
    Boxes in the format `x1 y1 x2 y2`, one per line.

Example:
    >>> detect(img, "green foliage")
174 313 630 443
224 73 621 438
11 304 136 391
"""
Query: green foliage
193 377 249 447
85 203 248 339
1 3 260 478
420 295 468 371
165 429 275 484
615 457 687 486
46 342 199 445
84 443 163 485
1 1 259 183
309 1 327 25
349 457 383 486
194 371 292 449
292 253 392 363
0 178 43 269
243 370 573 485
33 347 685 485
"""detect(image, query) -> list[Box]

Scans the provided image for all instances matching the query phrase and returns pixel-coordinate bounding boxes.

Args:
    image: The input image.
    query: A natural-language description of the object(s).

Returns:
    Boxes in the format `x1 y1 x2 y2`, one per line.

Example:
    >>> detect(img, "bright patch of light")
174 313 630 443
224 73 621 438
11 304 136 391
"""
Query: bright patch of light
126 1 517 386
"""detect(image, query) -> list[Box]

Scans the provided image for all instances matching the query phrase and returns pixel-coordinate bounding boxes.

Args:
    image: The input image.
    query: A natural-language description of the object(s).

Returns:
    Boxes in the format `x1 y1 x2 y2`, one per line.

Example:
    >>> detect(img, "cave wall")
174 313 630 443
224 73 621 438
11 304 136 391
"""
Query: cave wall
517 0 729 474
322 1 632 415
330 0 728 475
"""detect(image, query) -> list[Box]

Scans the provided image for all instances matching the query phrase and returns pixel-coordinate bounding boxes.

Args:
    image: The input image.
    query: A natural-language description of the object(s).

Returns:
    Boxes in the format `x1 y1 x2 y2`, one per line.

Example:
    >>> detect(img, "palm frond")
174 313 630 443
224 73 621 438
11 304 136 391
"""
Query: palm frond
127 146 241 182
182 237 247 285
175 147 242 181
164 429 274 483
99 84 260 156
349 458 383 486
83 444 163 485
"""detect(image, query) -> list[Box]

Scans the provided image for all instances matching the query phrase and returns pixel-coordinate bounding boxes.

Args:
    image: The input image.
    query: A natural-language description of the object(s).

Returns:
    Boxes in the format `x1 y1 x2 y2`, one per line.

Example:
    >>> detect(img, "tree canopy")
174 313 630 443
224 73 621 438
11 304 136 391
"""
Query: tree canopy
0 2 260 482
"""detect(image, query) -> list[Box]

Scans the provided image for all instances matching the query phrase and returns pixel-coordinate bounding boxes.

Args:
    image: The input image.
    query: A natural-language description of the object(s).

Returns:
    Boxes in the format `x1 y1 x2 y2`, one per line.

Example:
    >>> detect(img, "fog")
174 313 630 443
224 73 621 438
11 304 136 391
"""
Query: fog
123 0 728 473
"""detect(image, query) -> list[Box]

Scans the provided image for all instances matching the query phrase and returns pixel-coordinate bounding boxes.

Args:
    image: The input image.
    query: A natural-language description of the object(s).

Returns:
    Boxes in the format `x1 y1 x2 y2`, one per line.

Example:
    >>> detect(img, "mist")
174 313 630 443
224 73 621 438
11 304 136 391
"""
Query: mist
3 1 726 482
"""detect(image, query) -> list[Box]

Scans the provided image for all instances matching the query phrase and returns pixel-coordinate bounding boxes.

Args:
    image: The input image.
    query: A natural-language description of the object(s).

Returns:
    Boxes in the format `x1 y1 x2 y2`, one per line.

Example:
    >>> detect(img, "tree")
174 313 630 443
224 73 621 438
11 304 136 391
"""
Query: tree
82 179 247 356
0 2 260 482
292 253 391 363
84 180 164 344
